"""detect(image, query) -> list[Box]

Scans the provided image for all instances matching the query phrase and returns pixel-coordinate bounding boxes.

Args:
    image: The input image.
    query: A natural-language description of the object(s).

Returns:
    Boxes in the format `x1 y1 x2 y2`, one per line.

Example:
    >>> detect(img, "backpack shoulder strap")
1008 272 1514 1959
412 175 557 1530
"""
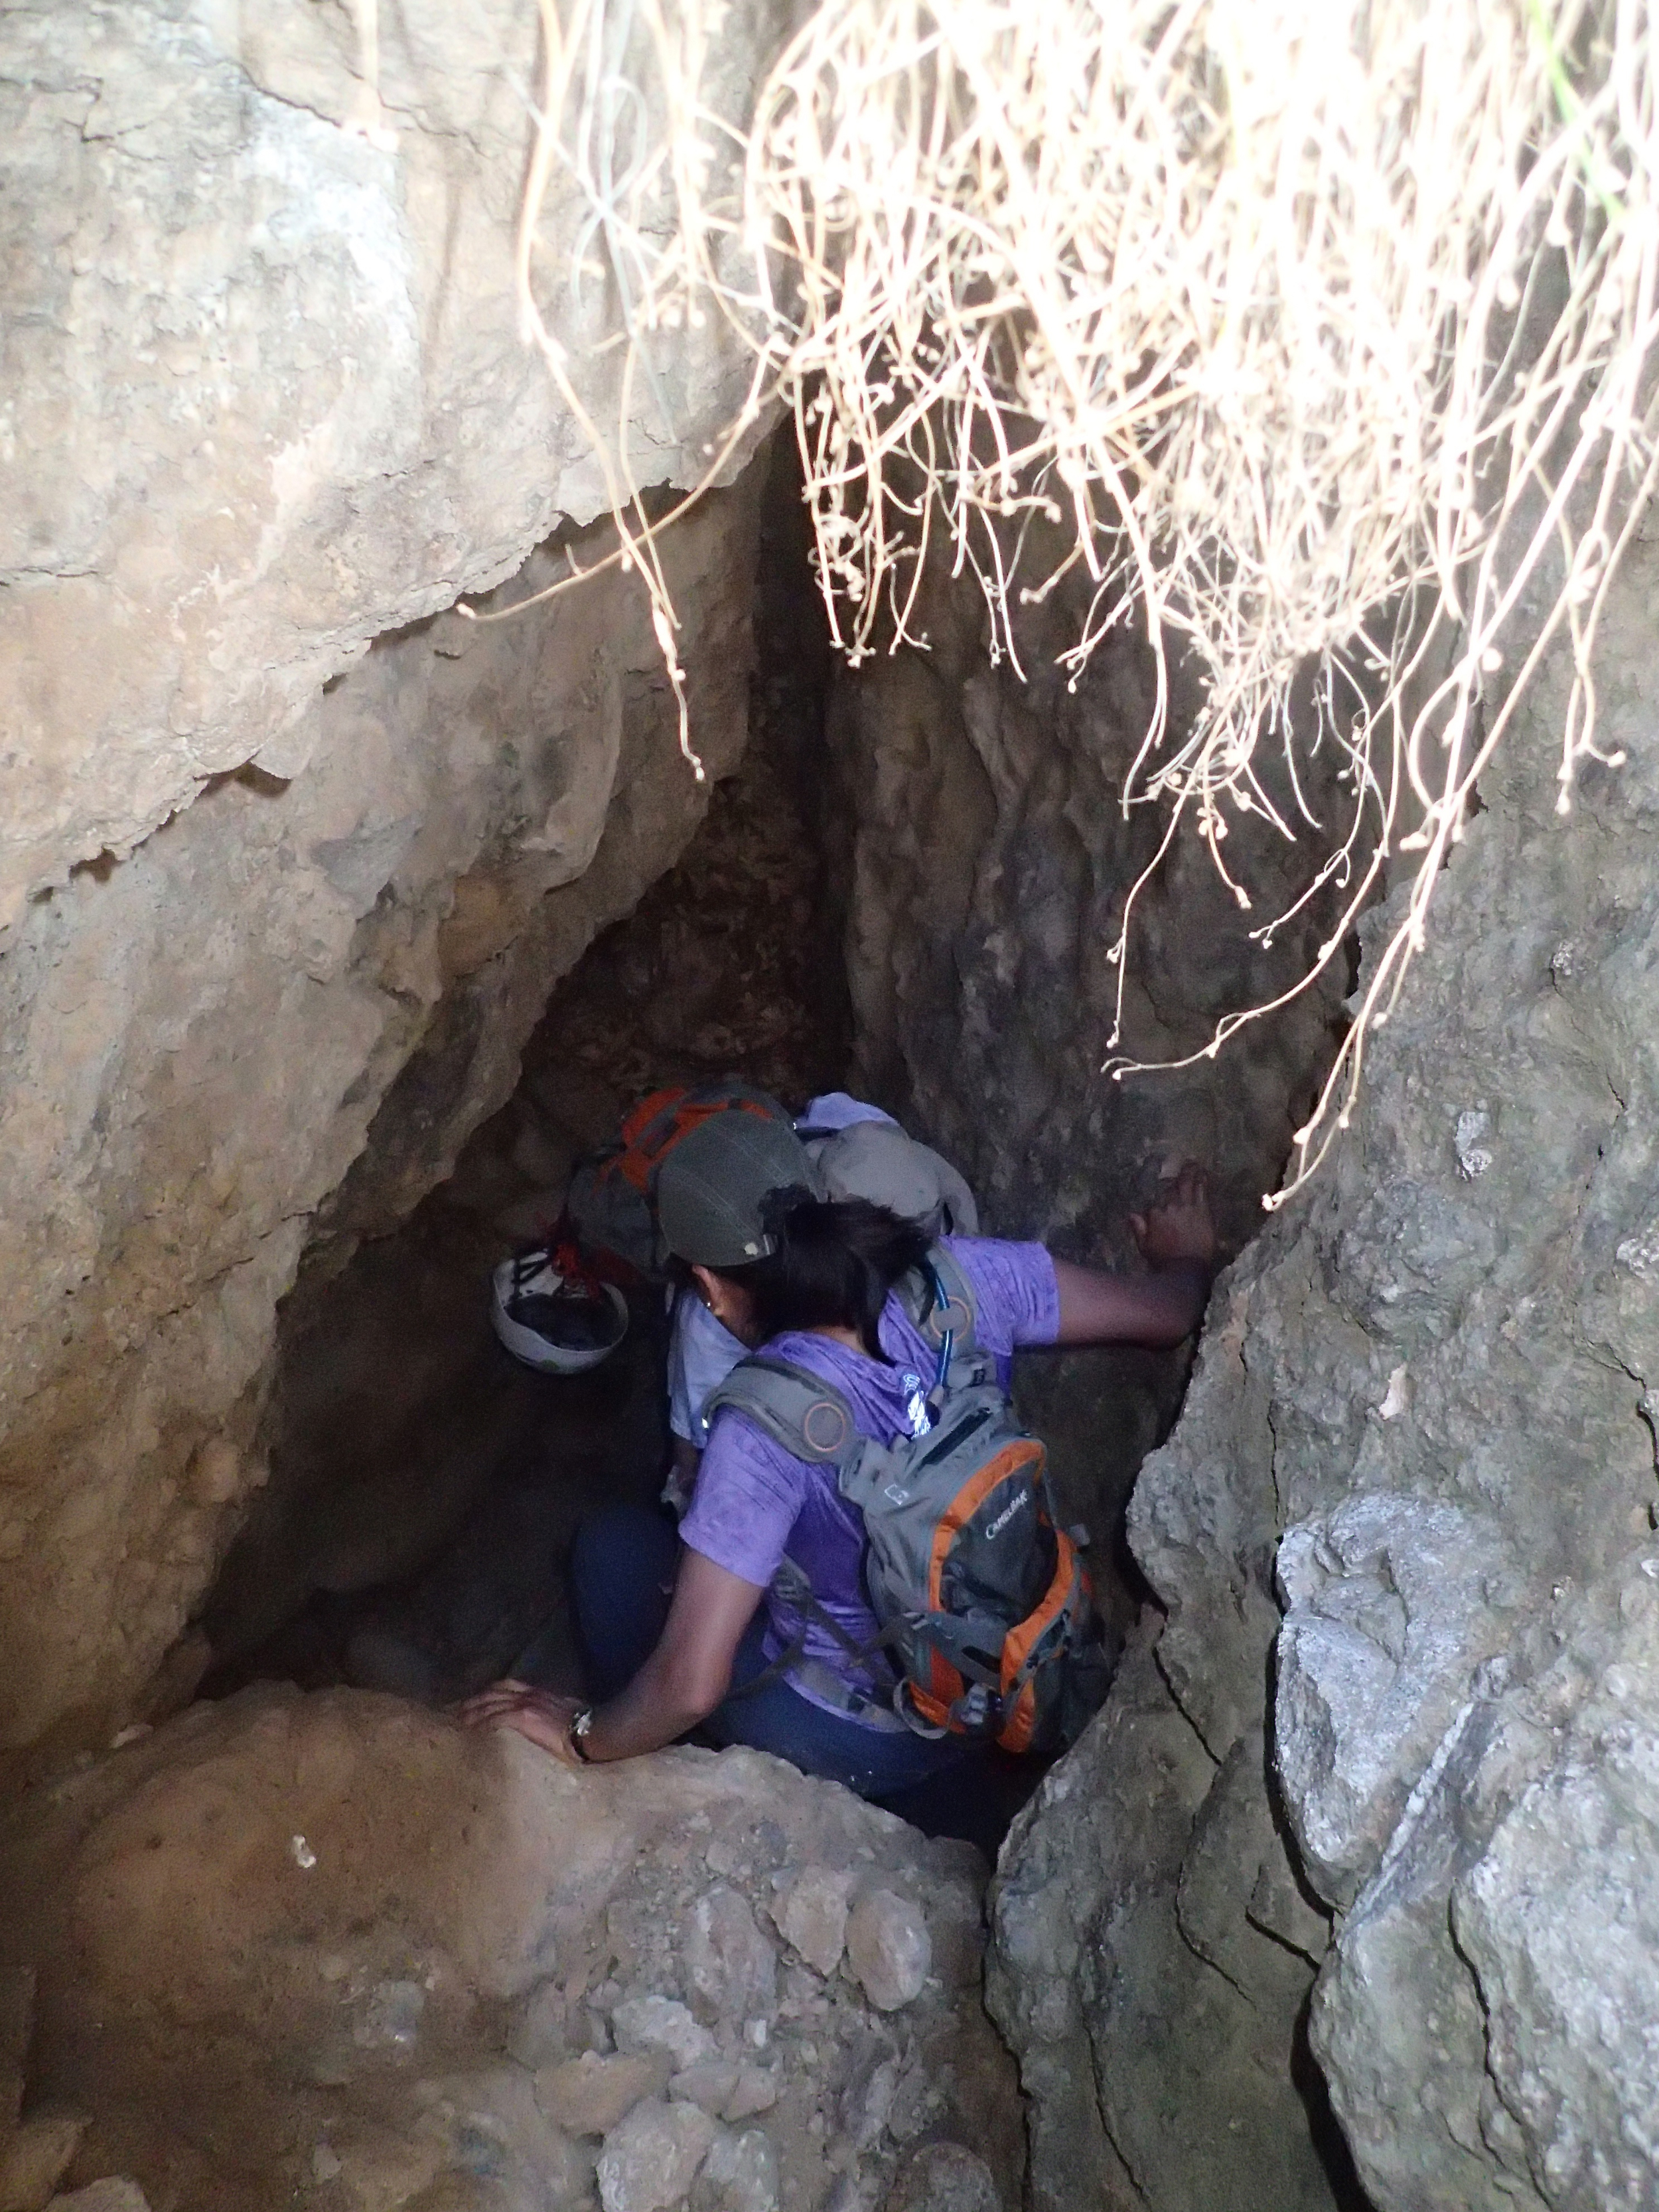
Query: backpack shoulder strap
920 1244 979 1351
899 1243 993 1396
703 1355 863 1468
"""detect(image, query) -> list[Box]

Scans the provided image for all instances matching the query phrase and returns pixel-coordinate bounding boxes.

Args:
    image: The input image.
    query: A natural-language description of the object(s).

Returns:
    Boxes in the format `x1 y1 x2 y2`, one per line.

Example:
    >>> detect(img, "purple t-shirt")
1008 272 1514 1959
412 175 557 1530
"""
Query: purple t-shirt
679 1238 1060 1722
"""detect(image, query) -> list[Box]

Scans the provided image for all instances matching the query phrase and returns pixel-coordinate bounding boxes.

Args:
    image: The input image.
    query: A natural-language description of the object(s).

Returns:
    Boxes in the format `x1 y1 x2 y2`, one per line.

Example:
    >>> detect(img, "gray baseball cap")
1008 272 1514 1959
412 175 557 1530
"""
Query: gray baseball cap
656 1110 820 1268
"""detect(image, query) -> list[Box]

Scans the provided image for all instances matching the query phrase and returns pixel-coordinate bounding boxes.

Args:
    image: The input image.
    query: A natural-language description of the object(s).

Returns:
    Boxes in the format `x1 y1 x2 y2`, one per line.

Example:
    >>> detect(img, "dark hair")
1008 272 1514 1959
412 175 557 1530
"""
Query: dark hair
715 1191 931 1360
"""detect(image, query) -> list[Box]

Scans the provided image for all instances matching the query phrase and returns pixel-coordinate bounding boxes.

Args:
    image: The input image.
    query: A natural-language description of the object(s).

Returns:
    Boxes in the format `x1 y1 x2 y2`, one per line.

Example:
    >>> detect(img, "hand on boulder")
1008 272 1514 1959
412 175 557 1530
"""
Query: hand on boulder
459 1678 586 1766
1129 1161 1215 1269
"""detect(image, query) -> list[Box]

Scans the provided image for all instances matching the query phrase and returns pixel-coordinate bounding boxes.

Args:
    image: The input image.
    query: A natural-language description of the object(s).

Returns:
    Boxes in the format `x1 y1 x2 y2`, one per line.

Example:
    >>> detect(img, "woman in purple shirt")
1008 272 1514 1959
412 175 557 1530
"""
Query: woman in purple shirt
464 1115 1214 1810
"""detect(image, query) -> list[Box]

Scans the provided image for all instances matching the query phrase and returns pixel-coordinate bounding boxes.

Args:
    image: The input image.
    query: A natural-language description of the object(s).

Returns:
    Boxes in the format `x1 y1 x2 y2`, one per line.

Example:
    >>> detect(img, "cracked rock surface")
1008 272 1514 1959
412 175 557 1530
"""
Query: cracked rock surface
987 528 1659 2210
0 0 781 922
0 471 763 1759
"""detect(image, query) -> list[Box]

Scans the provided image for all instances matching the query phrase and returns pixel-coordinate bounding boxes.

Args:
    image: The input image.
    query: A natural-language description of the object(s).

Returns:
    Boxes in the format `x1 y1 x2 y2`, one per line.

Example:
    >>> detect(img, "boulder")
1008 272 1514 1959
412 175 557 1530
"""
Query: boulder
597 2102 717 2212
0 1688 1021 2212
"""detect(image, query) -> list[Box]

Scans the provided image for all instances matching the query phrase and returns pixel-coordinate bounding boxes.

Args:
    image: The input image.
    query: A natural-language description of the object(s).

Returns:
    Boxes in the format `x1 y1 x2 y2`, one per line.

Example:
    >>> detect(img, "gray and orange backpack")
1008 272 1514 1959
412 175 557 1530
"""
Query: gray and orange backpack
492 1080 794 1374
563 1078 792 1283
704 1248 1116 1756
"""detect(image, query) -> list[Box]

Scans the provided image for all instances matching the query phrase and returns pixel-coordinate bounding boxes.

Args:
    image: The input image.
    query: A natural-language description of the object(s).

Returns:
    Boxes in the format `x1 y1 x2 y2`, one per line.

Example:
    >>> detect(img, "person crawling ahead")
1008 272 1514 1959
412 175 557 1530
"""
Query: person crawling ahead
463 1138 1214 1829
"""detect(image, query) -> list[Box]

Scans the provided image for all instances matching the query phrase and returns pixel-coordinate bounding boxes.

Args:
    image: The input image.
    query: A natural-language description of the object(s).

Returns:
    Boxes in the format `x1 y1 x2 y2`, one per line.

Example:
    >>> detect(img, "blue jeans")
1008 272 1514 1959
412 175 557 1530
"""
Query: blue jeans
566 1505 977 1802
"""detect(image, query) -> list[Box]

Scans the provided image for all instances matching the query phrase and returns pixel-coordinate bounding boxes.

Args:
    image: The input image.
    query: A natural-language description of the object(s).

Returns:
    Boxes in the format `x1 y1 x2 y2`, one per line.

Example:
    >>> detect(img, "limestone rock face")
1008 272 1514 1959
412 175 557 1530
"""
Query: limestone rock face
0 0 780 926
825 541 1350 1563
828 520 1347 2212
1312 1552 1659 2212
0 0 790 1758
0 473 762 1758
0 1688 1021 2212
1273 1492 1528 1907
827 547 1348 1264
986 1649 1336 2212
990 525 1659 2210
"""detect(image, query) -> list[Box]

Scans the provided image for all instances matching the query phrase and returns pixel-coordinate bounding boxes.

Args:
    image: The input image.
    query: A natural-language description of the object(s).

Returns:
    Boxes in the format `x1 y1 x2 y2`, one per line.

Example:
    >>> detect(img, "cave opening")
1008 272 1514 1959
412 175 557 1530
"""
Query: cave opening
5 3 1655 2201
3 402 1380 2212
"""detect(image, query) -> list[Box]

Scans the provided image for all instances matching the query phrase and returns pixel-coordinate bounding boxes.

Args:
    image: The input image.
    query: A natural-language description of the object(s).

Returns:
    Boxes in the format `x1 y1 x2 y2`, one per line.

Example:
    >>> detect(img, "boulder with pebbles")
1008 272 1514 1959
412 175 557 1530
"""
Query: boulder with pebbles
0 1688 1020 2212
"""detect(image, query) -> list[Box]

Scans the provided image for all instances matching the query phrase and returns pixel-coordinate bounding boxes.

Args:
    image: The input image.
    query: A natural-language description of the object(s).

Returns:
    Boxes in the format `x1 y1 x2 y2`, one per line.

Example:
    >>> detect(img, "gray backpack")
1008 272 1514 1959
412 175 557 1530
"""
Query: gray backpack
704 1250 1115 1755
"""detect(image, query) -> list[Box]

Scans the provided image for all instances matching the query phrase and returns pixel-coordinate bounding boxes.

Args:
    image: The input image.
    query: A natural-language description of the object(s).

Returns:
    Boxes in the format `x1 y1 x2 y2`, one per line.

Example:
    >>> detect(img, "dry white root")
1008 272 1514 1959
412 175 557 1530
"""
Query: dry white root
496 0 1659 1199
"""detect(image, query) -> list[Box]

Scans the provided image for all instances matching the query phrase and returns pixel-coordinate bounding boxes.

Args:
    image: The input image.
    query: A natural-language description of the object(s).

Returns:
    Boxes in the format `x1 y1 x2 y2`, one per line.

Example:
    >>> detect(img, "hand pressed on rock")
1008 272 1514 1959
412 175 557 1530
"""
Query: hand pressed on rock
1129 1161 1216 1269
459 1678 585 1767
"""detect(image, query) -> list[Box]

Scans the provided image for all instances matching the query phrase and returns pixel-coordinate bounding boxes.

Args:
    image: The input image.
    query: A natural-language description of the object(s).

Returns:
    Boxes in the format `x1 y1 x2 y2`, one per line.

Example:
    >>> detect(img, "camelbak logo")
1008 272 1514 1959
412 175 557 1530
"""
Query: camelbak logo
985 1492 1030 1539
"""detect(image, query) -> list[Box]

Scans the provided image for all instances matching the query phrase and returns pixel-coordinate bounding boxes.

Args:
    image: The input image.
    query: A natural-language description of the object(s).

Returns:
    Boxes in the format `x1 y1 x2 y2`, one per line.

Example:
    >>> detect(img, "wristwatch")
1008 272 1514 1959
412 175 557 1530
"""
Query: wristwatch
567 1704 596 1763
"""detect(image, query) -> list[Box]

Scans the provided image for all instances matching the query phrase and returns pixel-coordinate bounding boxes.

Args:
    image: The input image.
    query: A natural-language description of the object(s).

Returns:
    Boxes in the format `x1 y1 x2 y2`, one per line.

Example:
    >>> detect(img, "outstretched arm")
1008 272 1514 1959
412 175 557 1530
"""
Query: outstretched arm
459 1547 764 1766
1050 1163 1216 1348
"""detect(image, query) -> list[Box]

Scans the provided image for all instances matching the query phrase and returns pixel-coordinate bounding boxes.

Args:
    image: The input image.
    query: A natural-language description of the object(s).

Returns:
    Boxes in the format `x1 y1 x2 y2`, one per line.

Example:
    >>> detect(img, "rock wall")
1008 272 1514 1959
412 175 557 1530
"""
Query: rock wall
0 0 789 1758
8 10 1656 2200
827 542 1350 1261
987 527 1659 2211
826 538 1356 2207
821 525 1374 2205
201 496 847 1682
0 479 762 1763
825 538 1352 1553
0 0 779 924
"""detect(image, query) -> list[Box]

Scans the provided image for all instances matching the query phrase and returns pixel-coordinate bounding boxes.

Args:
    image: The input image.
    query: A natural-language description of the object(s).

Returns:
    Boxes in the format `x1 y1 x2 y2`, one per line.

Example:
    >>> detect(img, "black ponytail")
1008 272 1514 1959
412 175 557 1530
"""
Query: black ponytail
716 1191 931 1359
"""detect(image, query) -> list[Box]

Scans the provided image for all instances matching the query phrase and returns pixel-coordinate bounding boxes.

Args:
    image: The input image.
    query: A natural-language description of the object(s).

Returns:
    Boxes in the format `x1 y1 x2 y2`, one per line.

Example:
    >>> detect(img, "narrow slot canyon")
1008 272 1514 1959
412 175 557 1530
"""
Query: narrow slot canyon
0 421 1362 2212
190 444 1299 1769
4 10 1659 2212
